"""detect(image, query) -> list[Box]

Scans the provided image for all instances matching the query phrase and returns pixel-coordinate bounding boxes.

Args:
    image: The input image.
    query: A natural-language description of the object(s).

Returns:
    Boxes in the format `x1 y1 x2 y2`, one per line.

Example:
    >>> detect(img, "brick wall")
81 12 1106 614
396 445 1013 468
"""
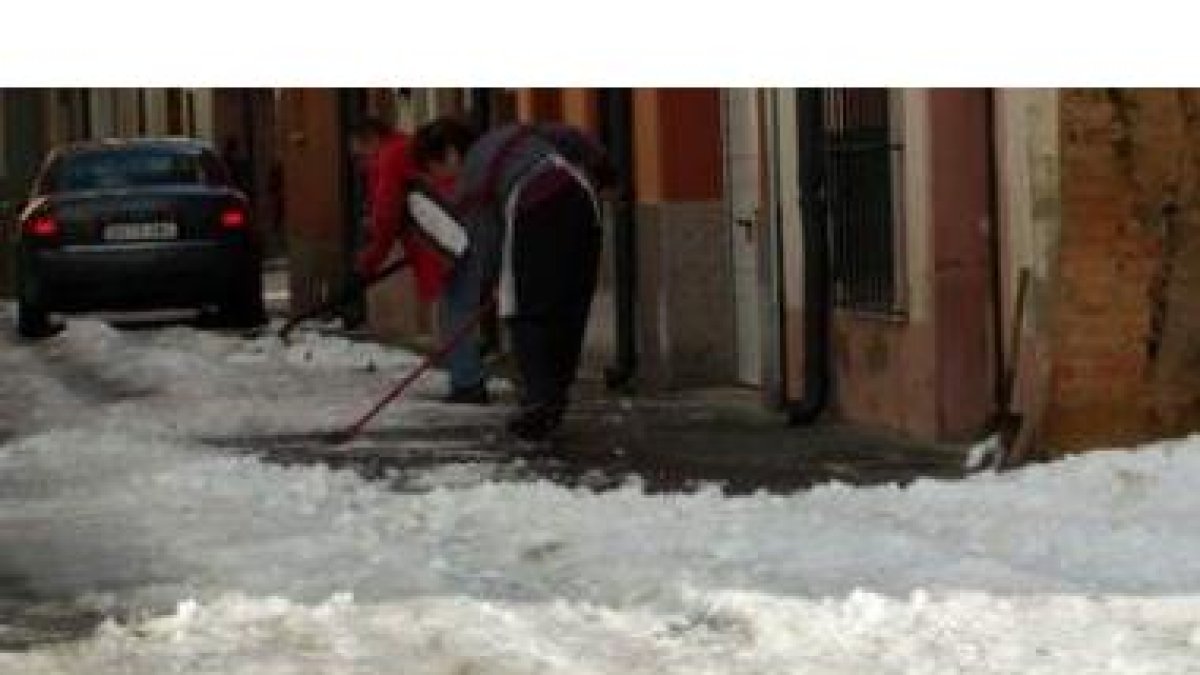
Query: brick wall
1046 89 1200 451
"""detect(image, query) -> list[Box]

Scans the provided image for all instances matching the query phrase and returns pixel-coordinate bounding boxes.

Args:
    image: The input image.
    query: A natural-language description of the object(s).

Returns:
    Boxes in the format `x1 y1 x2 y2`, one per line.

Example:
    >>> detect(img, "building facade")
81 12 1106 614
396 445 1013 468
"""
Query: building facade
1008 90 1200 455
6 87 1199 457
503 87 1200 456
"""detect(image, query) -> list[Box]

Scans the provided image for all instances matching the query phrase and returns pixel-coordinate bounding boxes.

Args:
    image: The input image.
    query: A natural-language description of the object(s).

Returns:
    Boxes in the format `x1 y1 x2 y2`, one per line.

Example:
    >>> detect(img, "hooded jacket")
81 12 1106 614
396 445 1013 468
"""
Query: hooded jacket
355 132 450 302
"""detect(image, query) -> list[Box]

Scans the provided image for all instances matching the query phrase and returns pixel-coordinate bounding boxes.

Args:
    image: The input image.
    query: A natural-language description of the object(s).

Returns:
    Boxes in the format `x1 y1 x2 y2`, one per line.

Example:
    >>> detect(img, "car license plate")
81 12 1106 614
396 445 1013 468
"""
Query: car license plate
104 222 179 242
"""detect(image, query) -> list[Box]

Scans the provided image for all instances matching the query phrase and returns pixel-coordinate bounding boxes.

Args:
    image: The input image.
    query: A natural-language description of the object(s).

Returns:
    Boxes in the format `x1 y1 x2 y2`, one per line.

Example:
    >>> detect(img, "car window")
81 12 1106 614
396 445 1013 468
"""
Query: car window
50 149 213 192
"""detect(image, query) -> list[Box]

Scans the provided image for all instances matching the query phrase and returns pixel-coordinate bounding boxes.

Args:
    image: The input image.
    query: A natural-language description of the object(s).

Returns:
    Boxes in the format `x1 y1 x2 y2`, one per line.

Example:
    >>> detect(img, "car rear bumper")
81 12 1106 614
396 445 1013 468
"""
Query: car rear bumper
23 241 259 311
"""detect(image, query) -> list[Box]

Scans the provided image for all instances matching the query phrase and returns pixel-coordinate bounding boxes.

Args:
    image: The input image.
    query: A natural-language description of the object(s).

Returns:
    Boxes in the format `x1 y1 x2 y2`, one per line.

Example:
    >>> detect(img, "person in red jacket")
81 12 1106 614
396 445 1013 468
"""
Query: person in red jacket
349 117 487 405
350 118 449 302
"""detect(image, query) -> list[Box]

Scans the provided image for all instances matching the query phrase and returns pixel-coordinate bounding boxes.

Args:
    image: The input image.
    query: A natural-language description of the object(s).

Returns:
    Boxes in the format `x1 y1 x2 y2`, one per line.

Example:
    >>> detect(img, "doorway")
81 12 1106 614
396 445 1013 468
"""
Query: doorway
724 89 764 386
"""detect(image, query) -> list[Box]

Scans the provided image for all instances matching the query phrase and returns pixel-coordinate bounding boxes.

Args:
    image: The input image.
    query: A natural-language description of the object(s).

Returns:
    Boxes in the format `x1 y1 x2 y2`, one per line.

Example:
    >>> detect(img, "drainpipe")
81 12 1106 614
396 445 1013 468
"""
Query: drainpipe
787 89 831 425
600 88 638 390
337 90 368 279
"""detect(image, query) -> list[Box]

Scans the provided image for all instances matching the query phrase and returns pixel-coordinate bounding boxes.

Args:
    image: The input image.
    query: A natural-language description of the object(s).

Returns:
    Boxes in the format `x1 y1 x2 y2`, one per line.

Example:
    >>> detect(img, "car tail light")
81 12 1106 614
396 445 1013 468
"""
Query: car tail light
220 208 248 229
24 215 59 238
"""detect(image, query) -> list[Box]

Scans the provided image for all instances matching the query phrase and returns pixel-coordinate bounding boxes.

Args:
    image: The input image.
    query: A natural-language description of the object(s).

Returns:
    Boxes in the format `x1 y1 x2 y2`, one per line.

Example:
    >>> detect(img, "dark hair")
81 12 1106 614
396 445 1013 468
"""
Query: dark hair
348 116 393 141
411 116 479 169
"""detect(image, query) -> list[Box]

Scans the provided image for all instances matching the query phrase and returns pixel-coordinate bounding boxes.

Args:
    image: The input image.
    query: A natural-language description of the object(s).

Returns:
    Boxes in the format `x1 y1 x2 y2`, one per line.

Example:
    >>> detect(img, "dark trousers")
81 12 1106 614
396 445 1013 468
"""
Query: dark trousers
507 180 602 410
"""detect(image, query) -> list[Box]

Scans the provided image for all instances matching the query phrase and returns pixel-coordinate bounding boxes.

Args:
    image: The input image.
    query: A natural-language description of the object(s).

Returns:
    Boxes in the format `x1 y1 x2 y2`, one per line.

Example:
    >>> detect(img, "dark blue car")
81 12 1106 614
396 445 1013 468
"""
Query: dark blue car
11 138 265 338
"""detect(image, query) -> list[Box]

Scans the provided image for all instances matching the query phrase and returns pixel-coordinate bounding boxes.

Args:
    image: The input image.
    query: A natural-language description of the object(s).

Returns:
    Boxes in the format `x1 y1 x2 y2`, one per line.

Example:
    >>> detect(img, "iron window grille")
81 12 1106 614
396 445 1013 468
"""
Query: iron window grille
821 88 903 313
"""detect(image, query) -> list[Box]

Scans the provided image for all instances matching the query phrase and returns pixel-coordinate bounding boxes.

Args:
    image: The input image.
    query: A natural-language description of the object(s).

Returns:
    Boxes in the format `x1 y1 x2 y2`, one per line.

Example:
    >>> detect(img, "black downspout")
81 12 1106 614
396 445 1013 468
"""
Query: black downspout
787 89 831 425
600 88 638 390
984 89 1006 424
337 90 368 281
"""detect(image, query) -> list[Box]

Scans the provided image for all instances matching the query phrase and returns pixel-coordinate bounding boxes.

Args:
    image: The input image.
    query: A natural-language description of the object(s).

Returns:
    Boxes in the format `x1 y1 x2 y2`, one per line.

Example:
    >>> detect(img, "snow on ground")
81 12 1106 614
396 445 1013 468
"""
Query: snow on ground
9 591 1200 675
2 314 1200 673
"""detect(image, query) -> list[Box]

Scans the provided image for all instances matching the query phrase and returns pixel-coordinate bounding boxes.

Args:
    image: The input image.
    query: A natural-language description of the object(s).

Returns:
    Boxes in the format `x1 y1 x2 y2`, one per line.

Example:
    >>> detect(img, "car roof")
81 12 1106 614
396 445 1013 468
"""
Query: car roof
53 137 216 157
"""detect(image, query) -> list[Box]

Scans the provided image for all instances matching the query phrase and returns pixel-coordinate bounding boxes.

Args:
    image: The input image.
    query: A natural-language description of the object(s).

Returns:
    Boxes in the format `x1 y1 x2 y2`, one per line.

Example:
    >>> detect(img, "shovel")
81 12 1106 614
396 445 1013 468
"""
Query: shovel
996 268 1031 469
277 257 409 343
325 296 496 447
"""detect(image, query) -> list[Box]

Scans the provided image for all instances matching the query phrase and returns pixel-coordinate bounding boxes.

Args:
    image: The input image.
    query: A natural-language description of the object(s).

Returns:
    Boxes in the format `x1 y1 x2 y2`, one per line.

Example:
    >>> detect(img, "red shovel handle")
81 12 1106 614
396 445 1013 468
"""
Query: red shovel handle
334 297 497 445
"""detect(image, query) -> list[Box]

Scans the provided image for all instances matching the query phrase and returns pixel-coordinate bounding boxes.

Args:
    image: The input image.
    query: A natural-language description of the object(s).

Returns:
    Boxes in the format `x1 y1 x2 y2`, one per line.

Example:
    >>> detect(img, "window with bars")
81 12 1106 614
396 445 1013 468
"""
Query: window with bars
820 88 903 313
